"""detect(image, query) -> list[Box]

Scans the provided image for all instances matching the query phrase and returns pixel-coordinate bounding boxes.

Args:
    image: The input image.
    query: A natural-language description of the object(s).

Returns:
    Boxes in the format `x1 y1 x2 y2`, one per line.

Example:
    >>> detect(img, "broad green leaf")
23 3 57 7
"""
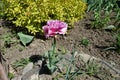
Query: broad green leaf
17 32 34 46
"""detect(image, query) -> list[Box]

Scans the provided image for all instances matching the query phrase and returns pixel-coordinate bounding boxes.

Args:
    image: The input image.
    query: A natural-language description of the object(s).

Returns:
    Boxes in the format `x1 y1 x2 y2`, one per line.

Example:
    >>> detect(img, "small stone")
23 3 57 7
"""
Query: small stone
30 74 39 80
63 53 72 59
57 54 76 73
30 43 36 48
39 74 52 80
22 62 33 75
79 52 97 63
11 75 22 80
22 66 40 80
37 60 42 67
9 65 16 75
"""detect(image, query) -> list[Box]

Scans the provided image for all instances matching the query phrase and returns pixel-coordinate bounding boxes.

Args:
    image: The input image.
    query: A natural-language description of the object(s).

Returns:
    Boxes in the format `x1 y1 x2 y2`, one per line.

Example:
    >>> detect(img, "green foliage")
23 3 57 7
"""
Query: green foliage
114 9 120 32
84 60 99 76
8 72 14 79
17 32 34 46
45 51 60 74
81 37 89 46
116 33 120 53
0 0 6 18
3 33 18 48
43 41 100 78
64 51 79 80
4 33 12 47
91 12 110 29
104 33 120 53
60 47 68 55
64 51 99 79
3 0 86 35
12 58 30 68
84 0 120 29
44 38 61 74
84 0 117 12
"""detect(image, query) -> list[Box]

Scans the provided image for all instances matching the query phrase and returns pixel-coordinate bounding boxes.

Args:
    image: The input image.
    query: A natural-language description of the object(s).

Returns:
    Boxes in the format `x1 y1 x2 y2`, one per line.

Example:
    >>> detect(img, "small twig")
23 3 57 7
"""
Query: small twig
101 60 120 75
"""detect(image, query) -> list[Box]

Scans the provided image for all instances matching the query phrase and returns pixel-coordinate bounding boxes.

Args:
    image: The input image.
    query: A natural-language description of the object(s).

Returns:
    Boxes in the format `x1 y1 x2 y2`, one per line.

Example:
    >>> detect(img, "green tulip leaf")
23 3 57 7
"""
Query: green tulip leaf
17 32 34 46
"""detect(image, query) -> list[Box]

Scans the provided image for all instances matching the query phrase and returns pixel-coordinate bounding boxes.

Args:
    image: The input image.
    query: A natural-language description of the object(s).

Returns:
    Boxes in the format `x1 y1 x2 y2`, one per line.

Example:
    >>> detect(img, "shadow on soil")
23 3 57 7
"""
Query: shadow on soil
29 55 51 75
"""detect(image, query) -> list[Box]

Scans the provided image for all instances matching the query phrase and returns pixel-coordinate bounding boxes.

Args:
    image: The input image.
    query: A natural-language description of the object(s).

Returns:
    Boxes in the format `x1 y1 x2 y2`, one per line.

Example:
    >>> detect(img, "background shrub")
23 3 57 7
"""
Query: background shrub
3 0 86 35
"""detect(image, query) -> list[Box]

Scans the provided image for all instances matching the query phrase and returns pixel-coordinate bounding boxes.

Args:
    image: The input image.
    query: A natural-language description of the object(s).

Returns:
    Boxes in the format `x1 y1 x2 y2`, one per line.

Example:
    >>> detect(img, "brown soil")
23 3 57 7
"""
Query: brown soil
0 12 120 79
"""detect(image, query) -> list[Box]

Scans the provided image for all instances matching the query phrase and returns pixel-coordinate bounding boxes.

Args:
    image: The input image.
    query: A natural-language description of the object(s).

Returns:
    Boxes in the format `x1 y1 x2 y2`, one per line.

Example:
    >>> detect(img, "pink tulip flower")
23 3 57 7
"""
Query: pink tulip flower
43 20 68 38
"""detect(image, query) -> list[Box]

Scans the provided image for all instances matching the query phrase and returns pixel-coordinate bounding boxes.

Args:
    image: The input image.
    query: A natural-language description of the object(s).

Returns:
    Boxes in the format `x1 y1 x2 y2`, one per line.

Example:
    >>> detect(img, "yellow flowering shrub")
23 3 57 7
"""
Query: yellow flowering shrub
4 0 86 35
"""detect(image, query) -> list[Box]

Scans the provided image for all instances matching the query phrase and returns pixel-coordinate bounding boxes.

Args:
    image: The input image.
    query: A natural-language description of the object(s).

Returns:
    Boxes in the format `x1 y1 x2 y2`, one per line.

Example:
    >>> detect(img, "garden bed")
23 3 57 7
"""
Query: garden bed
0 12 120 80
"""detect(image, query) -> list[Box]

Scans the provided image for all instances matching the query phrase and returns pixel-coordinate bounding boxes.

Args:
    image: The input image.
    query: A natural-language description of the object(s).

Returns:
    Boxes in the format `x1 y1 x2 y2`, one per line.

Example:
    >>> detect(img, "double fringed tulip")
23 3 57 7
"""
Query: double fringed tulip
42 20 68 38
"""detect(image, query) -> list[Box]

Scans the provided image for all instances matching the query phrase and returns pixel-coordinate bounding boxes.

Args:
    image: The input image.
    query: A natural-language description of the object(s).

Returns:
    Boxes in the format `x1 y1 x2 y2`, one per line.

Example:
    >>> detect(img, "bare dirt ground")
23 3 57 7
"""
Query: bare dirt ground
0 13 120 80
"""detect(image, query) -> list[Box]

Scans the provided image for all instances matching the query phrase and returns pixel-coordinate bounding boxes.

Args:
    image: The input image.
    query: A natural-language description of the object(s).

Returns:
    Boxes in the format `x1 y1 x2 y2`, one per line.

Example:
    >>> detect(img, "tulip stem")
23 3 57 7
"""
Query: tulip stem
53 37 56 54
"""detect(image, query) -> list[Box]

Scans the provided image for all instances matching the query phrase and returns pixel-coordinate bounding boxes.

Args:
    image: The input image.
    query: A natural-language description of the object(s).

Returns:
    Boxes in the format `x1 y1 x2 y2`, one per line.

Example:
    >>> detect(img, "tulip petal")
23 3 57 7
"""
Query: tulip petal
42 20 68 38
